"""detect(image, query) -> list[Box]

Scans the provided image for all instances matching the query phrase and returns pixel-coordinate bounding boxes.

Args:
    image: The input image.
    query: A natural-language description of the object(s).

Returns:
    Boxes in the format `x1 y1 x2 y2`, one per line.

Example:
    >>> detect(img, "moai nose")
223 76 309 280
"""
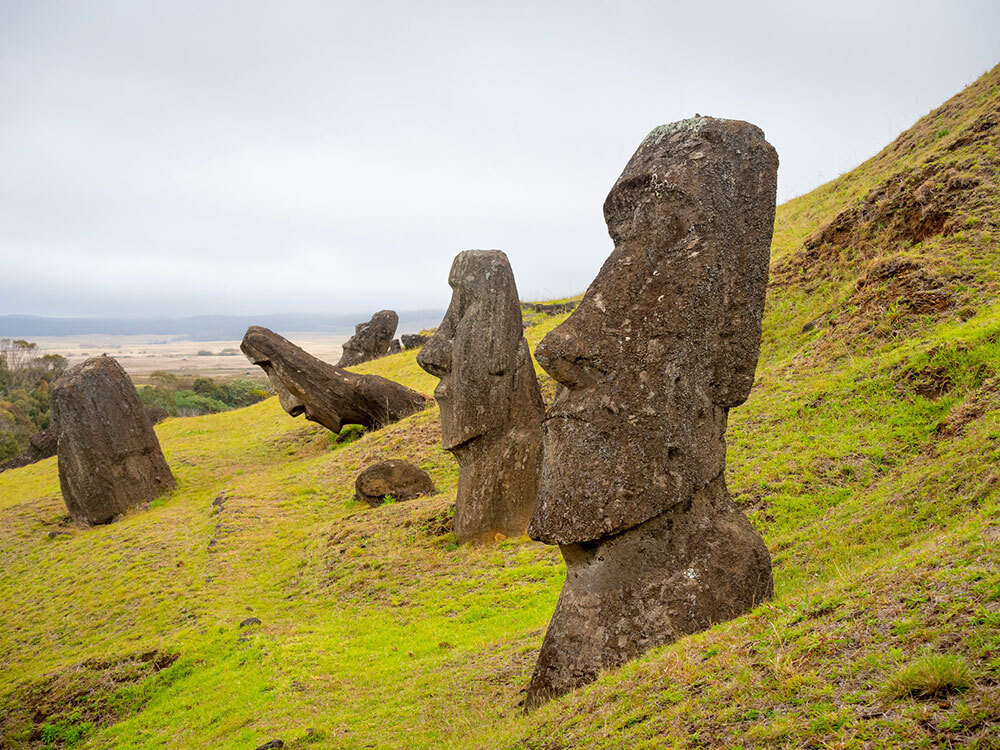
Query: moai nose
534 325 595 390
416 333 453 378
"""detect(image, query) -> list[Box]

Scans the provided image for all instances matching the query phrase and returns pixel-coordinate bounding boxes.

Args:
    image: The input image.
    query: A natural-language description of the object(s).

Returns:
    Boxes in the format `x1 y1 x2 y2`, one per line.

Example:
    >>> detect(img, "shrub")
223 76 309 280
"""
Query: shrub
214 377 270 408
192 377 217 395
174 391 228 416
0 429 20 463
886 653 972 699
137 386 176 415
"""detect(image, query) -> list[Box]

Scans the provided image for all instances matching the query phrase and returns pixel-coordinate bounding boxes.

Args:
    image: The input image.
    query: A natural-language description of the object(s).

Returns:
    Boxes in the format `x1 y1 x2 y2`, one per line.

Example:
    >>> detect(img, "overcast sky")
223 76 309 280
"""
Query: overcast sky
1 1 998 318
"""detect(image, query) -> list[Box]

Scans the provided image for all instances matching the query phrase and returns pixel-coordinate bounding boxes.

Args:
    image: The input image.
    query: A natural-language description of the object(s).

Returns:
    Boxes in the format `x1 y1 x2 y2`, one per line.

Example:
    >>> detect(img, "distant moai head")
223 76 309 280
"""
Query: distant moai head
529 117 779 544
417 250 527 451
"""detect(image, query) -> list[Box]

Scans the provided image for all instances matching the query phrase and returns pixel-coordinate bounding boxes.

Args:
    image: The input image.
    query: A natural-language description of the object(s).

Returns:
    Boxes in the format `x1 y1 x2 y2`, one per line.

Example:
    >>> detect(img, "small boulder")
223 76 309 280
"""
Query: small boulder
388 338 402 355
354 460 436 507
240 616 262 628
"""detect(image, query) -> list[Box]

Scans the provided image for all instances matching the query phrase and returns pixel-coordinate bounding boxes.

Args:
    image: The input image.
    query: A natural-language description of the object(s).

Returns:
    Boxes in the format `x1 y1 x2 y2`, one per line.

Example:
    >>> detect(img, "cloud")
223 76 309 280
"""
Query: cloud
1 0 998 316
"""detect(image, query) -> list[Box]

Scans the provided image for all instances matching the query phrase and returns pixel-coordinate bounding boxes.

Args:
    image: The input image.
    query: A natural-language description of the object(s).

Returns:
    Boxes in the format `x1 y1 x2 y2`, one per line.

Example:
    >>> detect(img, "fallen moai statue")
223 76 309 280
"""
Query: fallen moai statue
0 425 57 473
338 310 399 367
52 356 176 525
400 333 430 350
417 250 544 544
520 301 577 315
354 459 436 506
241 326 426 433
525 117 778 707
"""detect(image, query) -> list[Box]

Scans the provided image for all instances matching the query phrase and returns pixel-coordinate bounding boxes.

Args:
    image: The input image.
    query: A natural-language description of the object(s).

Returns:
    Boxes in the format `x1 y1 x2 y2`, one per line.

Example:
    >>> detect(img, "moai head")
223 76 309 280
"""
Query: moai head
240 328 311 420
417 250 528 451
528 117 779 544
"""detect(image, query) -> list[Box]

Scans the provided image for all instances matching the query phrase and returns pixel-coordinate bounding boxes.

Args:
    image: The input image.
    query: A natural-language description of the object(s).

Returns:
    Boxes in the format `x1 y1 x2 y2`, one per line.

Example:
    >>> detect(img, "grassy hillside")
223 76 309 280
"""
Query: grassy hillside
2 64 999 749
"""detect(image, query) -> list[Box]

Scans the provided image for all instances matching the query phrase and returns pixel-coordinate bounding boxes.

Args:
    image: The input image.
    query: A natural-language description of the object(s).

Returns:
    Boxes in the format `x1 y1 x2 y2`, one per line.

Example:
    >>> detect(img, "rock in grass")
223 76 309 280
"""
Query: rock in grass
254 741 283 750
337 309 398 367
417 250 545 544
525 117 778 707
51 356 176 526
240 326 425 434
354 460 435 507
240 616 262 628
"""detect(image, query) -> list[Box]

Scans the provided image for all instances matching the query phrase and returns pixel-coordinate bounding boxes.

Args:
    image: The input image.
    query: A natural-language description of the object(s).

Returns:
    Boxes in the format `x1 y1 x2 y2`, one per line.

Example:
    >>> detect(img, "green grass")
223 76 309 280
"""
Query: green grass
886 653 973 699
2 64 999 749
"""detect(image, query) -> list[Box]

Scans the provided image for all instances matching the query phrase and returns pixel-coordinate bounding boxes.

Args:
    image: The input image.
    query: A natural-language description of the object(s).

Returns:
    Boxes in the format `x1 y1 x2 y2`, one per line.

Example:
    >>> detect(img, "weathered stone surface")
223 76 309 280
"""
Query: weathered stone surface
400 333 430 349
354 459 436 507
52 356 176 525
338 310 398 367
388 339 402 355
0 424 57 473
417 250 544 544
241 326 425 433
525 117 777 705
525 475 773 706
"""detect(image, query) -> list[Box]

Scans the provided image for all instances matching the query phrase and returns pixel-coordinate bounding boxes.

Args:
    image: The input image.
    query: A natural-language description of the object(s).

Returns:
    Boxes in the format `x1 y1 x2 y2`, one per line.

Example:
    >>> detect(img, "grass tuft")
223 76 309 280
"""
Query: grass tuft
886 653 973 699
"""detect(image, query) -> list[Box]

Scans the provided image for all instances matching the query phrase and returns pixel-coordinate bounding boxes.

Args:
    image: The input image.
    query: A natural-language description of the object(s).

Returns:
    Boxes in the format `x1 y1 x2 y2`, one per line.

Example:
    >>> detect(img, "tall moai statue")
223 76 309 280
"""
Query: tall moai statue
417 250 545 544
525 118 778 706
52 356 176 526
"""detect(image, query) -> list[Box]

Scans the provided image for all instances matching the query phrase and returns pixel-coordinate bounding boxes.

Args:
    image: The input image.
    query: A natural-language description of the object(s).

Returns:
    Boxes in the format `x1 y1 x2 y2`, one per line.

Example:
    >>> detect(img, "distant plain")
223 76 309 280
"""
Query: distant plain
25 333 352 383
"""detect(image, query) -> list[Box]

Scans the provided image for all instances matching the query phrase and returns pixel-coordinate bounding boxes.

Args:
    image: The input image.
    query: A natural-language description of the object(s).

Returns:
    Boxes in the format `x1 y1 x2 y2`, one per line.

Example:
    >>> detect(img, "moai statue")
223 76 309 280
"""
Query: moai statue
52 356 176 525
241 326 425 433
417 250 545 544
525 117 778 706
338 310 399 366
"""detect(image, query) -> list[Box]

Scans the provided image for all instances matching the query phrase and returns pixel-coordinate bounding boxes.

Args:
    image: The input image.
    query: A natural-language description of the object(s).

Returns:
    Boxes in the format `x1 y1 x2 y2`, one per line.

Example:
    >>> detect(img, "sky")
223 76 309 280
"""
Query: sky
1 0 998 319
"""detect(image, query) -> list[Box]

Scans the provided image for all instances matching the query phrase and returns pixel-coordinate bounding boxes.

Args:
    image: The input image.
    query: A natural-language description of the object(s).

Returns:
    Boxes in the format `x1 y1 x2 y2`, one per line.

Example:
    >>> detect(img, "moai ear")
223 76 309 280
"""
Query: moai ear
481 259 522 377
708 149 776 408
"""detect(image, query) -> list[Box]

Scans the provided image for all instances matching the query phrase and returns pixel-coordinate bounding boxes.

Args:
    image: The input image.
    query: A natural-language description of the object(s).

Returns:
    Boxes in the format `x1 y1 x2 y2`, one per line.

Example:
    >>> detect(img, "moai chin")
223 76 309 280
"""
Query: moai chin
417 250 545 544
52 356 176 526
525 117 778 707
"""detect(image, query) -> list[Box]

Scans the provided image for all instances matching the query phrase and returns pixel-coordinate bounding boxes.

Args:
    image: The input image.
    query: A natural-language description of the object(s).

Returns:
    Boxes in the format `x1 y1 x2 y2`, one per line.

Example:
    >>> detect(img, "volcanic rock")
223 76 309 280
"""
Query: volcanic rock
417 250 544 544
388 339 402 355
51 356 176 526
401 333 430 349
240 326 425 433
354 459 436 507
338 310 398 367
525 117 777 706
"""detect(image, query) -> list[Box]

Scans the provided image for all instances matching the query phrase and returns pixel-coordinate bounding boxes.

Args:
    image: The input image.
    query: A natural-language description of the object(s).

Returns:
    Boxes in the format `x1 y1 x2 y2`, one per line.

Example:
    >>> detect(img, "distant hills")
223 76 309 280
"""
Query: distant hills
0 311 445 341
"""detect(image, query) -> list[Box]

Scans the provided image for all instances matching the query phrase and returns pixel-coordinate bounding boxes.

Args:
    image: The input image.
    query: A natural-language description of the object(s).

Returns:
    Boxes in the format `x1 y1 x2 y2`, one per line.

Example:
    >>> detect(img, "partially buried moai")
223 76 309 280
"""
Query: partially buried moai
337 310 399 367
52 356 176 526
525 117 778 707
417 250 545 544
